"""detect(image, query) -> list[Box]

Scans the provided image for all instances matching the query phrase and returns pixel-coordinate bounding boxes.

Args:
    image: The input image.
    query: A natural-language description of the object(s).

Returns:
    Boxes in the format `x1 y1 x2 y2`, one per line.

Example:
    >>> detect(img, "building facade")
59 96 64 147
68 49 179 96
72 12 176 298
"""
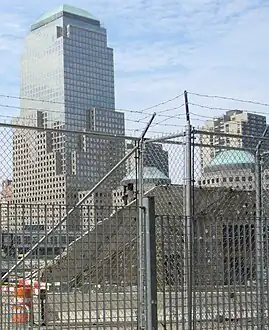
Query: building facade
112 166 171 207
200 110 267 169
12 5 125 230
0 179 12 230
126 142 169 177
198 149 269 191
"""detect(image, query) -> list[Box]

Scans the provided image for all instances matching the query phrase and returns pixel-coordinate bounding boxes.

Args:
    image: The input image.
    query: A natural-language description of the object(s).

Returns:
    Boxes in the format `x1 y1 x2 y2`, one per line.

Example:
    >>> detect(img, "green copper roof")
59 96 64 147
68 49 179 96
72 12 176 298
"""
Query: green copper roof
34 4 98 25
209 150 255 167
121 166 171 183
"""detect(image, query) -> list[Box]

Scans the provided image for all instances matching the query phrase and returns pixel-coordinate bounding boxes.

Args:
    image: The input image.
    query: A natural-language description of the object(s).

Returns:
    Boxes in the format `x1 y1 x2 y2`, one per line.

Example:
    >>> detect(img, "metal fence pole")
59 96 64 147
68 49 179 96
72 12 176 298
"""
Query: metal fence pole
137 113 156 330
184 91 193 329
143 196 157 330
255 148 265 329
138 139 146 329
255 126 268 329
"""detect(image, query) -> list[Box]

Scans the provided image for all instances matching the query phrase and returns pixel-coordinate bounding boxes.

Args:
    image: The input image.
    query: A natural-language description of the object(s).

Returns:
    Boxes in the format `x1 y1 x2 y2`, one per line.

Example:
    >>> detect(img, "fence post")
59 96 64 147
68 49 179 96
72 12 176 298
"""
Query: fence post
137 114 156 330
138 139 146 329
184 91 193 329
255 126 268 329
255 148 264 329
143 196 157 330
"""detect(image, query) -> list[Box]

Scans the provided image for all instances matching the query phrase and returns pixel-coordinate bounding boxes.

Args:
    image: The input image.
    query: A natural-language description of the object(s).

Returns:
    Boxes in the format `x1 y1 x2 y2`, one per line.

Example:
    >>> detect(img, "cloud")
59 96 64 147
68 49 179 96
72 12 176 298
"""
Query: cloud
0 0 268 135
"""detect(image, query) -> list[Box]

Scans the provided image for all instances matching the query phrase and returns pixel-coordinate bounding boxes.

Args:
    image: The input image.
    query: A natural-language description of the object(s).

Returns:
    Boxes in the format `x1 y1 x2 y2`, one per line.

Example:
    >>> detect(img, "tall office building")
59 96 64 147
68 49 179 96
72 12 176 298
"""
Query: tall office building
12 5 125 230
200 110 267 169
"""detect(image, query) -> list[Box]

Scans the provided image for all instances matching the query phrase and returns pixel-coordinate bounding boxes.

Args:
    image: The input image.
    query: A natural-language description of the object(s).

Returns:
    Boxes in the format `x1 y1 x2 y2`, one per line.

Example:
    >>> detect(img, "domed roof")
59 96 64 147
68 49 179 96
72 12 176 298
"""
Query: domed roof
209 150 255 167
32 5 98 30
121 166 170 184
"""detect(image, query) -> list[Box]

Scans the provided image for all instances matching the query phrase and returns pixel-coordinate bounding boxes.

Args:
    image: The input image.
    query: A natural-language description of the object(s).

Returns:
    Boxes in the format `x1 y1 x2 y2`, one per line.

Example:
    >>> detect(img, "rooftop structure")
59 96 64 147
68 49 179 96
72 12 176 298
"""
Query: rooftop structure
31 4 99 31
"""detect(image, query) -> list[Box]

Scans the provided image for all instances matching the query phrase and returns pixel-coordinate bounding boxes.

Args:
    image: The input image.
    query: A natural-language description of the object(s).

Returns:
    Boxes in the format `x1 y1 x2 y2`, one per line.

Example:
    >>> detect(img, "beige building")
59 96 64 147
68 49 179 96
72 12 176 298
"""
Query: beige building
78 190 113 231
0 179 13 230
200 110 267 169
0 179 12 203
198 149 269 190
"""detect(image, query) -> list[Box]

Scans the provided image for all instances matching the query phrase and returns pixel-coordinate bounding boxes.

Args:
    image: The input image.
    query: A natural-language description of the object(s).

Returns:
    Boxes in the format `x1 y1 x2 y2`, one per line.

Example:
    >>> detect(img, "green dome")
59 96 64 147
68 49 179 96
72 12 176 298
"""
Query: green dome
121 167 171 184
32 4 98 29
209 150 255 167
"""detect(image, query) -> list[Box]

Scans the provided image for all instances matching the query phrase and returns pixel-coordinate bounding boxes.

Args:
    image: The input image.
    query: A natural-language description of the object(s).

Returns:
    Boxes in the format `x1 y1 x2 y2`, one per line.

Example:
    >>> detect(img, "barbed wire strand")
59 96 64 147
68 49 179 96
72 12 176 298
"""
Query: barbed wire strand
189 102 269 117
0 111 185 130
0 115 185 136
188 91 269 107
0 101 184 121
0 92 183 118
151 104 185 128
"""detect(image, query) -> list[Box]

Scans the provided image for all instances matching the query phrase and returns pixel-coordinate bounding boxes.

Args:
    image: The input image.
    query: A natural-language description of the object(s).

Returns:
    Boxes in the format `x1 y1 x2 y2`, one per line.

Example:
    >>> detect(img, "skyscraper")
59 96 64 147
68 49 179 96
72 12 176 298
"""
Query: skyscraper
13 5 125 230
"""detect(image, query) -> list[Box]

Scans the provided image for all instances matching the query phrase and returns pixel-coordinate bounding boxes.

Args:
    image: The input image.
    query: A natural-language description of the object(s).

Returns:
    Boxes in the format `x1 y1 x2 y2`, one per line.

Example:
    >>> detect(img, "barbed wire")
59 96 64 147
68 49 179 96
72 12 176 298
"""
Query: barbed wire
0 111 184 130
0 92 184 118
189 102 269 117
0 102 184 122
188 91 269 107
190 112 215 119
139 93 184 112
151 104 185 128
0 116 185 136
0 110 185 137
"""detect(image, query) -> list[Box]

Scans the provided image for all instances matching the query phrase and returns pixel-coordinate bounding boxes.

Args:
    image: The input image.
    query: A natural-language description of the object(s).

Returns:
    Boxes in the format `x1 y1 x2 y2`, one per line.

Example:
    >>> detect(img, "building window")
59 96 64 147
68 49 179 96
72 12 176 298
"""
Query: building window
235 177 240 182
229 177 233 182
248 176 253 182
242 176 246 182
223 177 227 182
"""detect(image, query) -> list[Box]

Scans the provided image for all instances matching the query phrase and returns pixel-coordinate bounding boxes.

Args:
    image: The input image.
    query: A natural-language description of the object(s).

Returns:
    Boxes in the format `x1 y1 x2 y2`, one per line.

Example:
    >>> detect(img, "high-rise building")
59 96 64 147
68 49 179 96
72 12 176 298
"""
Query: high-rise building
200 110 267 169
12 5 125 230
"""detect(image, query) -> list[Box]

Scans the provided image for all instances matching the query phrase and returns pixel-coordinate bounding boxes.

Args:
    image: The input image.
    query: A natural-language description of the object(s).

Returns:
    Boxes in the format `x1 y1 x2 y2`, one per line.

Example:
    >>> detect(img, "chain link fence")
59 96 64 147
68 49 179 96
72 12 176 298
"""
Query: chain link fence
1 117 269 329
0 122 141 328
191 129 269 329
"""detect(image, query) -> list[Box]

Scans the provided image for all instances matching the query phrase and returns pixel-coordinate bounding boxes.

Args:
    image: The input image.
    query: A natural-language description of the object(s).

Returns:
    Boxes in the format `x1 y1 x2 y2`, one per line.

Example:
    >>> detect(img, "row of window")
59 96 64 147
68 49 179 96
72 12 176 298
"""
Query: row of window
201 173 269 185
200 175 254 185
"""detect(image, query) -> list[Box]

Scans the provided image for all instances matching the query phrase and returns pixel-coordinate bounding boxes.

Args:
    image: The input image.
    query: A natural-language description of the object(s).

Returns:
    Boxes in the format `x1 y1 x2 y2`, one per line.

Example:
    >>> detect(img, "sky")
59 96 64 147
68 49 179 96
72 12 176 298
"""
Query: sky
0 0 269 137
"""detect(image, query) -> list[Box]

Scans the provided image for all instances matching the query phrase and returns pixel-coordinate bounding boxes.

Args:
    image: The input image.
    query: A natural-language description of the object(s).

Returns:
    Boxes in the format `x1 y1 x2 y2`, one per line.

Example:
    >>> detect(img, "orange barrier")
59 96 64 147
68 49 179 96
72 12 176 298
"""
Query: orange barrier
11 304 30 324
10 278 49 325
14 285 32 299
12 280 33 325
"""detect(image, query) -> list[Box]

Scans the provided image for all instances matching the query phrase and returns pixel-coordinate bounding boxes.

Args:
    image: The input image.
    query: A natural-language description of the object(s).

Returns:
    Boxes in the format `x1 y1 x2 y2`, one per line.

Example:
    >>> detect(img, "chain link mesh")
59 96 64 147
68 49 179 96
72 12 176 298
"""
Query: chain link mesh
1 119 269 329
192 129 269 329
0 123 140 328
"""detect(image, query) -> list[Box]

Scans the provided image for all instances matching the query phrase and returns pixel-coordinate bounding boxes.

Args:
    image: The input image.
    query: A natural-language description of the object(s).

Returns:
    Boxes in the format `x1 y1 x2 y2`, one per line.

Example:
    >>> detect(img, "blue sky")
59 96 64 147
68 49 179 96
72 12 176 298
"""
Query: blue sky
0 0 269 135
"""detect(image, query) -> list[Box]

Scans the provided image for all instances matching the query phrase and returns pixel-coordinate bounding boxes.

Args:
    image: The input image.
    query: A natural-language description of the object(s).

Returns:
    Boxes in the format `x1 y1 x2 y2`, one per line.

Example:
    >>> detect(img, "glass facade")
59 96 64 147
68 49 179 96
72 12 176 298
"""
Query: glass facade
20 9 115 129
13 6 125 230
